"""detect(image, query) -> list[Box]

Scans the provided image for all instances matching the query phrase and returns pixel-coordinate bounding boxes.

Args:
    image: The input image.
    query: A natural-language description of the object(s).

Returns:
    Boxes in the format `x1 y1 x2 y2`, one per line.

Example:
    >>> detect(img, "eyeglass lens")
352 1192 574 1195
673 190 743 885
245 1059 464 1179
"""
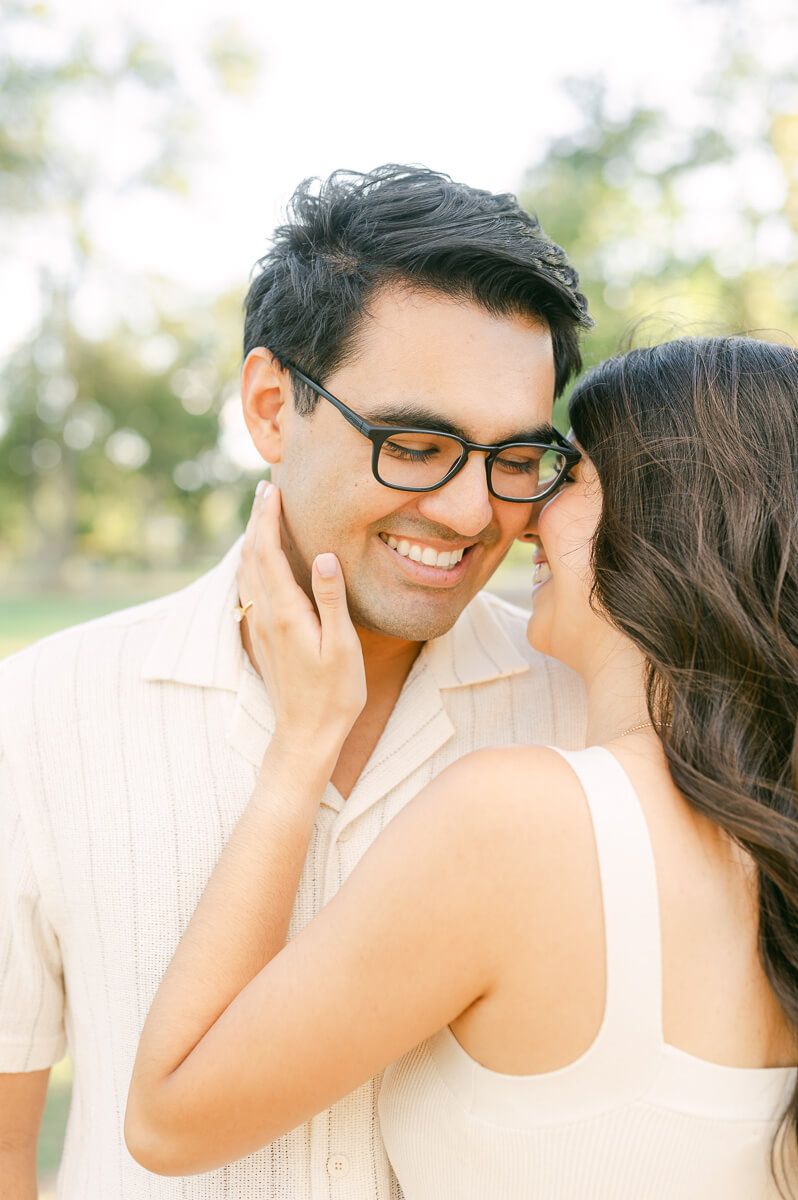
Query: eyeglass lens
376 432 566 500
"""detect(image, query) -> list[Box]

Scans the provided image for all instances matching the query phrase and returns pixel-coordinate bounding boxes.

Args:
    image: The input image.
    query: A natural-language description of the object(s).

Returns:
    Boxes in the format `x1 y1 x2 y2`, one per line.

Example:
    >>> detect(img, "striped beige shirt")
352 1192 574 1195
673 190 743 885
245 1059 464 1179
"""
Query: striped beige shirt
0 538 586 1199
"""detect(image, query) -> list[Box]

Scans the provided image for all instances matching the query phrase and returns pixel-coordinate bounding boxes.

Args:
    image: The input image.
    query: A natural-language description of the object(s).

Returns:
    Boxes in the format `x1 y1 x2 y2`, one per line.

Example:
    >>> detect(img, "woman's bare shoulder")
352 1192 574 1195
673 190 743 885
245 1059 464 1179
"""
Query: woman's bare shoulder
395 744 595 891
431 744 588 819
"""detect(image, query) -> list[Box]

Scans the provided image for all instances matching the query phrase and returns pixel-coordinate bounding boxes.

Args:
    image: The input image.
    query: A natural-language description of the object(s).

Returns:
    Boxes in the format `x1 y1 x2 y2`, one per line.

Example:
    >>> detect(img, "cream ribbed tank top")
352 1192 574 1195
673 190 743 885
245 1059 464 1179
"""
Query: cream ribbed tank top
378 746 797 1199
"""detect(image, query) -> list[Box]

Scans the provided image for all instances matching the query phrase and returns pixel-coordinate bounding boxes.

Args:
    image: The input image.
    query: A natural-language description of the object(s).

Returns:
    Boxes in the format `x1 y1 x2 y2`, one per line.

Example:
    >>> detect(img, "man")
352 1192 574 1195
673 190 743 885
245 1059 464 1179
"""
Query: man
0 165 591 1198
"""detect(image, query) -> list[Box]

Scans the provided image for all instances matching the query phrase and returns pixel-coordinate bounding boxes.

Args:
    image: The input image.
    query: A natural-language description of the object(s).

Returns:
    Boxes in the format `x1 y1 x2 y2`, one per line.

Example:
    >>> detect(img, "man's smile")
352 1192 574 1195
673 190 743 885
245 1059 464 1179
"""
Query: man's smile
378 531 468 569
376 530 476 586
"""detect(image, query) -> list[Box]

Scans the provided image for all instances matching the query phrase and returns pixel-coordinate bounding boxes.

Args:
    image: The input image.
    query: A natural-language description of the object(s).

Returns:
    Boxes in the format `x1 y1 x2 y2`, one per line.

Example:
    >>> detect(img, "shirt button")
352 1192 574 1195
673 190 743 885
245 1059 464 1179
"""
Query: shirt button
326 1153 350 1178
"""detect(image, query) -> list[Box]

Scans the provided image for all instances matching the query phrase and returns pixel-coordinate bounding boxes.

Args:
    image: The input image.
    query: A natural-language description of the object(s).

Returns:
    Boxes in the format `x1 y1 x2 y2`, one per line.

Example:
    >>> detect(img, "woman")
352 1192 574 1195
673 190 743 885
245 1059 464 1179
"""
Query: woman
125 336 798 1198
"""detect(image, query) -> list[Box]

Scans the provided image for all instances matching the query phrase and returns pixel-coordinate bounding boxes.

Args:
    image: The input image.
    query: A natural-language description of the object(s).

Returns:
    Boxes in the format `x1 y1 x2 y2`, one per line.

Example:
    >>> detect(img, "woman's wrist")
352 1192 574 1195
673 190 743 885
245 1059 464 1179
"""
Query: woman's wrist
259 728 344 796
271 717 350 759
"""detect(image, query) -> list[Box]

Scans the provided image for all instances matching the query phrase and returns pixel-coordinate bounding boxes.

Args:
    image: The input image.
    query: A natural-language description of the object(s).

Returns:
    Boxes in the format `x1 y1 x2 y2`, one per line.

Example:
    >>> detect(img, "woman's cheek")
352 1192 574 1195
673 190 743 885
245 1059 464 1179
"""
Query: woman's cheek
526 579 554 657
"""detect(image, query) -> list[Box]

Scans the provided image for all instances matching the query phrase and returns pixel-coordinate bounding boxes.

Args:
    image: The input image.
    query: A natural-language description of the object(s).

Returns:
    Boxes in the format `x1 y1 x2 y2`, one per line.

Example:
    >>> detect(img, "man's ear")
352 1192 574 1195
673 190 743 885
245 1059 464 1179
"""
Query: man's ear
241 348 292 464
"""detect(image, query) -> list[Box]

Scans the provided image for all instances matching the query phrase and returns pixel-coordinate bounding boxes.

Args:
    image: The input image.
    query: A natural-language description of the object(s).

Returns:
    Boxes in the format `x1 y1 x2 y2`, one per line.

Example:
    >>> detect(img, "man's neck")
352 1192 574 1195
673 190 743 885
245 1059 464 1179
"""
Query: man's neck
322 625 424 799
355 623 424 698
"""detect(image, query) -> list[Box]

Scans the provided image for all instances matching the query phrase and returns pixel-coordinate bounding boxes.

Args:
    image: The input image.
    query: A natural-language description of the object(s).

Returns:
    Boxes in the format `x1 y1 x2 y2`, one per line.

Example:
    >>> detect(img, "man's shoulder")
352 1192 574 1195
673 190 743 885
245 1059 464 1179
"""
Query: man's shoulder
469 589 586 716
435 589 586 748
476 588 532 638
471 589 566 676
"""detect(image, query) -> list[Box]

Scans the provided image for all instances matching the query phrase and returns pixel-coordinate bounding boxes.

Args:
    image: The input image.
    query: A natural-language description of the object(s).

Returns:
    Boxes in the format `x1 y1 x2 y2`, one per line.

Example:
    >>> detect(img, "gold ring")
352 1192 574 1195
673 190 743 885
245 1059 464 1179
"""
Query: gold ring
232 600 254 623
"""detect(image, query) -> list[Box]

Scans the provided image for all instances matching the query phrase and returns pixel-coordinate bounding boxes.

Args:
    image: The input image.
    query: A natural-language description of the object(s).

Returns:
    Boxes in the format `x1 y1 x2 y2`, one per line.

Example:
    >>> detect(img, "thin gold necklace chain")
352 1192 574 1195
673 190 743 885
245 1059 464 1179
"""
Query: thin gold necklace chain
618 720 672 738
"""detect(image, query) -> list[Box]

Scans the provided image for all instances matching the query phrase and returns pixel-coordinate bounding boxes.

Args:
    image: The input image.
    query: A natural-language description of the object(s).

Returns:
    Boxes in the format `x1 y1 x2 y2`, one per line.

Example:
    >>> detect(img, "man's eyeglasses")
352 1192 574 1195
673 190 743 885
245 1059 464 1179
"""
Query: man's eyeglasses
285 364 581 503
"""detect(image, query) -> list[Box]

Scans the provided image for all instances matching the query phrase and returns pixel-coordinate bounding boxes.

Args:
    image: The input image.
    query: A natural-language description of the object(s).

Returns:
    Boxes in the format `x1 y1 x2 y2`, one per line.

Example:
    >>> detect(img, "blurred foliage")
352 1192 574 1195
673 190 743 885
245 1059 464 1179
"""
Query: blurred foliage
0 288 249 582
1 0 796 583
522 68 798 424
0 3 262 583
207 20 262 95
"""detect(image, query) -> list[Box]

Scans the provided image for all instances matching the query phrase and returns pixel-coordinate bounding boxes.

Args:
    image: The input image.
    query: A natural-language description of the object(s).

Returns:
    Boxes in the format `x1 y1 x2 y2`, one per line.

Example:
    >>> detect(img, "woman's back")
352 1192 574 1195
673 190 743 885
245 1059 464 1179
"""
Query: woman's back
378 745 797 1199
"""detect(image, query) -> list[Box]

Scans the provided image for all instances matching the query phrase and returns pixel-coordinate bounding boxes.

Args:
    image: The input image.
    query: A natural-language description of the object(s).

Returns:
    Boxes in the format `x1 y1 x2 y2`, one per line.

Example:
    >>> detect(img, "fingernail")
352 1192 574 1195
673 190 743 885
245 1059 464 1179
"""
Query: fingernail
255 479 267 497
315 553 337 578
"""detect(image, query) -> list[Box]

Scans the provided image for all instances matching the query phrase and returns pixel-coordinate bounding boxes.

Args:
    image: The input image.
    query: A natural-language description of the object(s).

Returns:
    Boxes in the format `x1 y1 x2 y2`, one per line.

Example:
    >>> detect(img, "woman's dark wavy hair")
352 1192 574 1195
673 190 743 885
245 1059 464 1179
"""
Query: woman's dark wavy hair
569 335 798 1193
244 164 593 411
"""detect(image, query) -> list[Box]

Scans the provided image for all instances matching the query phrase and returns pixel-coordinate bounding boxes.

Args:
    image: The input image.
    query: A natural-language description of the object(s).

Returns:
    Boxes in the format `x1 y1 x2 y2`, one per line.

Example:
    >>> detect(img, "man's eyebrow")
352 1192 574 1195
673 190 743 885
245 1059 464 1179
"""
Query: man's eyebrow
361 402 557 445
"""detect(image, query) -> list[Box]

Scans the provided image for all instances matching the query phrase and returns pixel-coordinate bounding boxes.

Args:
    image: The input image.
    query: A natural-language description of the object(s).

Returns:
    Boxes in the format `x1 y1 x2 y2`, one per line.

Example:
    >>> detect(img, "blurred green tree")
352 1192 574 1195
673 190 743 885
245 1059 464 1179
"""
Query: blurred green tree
0 289 248 581
522 64 798 424
2 0 796 583
0 4 260 582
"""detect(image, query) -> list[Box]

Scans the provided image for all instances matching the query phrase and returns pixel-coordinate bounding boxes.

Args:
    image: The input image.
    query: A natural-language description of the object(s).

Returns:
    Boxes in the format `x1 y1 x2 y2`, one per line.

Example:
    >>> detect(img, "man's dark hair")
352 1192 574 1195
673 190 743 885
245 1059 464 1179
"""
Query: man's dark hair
243 164 593 413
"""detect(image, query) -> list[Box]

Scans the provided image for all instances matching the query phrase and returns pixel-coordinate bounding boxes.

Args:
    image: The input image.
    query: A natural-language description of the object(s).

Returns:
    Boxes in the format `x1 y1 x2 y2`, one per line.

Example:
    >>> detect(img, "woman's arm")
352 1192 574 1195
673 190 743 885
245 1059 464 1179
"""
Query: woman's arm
124 484 557 1178
125 733 339 1095
125 740 525 1176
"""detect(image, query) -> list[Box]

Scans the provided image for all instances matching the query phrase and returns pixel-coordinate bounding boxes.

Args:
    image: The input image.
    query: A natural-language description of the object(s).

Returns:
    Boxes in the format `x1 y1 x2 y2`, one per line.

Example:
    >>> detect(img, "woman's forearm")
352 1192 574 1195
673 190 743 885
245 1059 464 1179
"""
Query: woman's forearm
128 733 340 1090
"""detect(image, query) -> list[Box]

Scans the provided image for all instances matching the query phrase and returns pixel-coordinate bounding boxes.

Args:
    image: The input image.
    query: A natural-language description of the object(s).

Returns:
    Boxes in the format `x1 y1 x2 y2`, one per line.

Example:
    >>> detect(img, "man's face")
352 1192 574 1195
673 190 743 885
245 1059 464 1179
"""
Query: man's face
270 287 556 642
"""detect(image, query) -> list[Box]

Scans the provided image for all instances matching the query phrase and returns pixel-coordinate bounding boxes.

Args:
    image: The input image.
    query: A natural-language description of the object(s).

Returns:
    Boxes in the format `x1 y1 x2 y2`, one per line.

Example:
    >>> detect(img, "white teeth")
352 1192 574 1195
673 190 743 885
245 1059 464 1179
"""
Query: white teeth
532 560 552 587
379 533 466 570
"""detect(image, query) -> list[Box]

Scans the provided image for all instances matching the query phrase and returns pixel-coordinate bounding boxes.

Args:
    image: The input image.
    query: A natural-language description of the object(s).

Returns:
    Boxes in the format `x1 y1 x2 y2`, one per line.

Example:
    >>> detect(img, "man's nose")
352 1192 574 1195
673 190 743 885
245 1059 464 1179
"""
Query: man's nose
416 452 495 538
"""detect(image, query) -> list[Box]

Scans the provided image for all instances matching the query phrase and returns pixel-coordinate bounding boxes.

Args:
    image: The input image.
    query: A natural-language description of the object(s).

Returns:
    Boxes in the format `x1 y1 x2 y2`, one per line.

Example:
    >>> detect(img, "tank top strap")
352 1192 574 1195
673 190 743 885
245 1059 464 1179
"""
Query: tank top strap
549 745 664 1059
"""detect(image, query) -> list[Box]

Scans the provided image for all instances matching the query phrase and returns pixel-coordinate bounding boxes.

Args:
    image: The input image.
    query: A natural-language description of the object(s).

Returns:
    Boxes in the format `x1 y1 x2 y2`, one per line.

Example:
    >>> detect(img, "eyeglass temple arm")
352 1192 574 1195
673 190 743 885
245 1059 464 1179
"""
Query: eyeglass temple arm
283 362 372 437
286 361 580 462
554 431 581 462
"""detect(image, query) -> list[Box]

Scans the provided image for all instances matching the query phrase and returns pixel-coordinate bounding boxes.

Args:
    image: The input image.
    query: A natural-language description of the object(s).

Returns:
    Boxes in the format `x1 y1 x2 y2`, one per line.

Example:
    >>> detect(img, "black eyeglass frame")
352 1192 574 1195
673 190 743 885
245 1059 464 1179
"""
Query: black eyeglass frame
285 363 582 503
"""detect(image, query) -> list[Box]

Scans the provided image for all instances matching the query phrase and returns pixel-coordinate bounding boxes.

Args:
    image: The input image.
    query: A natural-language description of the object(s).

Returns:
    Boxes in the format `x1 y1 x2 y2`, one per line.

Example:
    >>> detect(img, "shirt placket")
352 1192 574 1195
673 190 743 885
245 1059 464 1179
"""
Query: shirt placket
309 808 351 1197
309 810 394 1199
307 666 456 1198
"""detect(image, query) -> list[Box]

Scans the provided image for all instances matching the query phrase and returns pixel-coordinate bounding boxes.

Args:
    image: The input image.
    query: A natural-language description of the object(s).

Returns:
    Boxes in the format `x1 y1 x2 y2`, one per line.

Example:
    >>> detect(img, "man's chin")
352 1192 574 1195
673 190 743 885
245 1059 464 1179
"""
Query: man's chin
347 593 471 643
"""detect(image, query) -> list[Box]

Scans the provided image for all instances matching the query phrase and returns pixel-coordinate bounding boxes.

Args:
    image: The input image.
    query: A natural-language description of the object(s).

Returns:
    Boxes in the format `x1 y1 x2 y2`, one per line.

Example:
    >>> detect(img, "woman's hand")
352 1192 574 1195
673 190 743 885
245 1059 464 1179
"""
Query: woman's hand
236 482 367 752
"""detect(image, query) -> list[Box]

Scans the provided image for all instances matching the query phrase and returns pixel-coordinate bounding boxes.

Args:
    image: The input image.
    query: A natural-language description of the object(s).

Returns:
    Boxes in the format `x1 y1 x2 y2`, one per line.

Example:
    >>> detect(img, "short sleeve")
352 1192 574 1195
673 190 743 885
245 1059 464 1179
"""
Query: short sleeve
0 746 66 1071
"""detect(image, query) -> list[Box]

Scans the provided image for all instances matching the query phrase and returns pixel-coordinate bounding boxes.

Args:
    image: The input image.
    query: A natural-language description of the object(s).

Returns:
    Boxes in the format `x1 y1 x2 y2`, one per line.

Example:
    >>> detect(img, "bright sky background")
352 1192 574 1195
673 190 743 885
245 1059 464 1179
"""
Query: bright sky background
3 0 796 361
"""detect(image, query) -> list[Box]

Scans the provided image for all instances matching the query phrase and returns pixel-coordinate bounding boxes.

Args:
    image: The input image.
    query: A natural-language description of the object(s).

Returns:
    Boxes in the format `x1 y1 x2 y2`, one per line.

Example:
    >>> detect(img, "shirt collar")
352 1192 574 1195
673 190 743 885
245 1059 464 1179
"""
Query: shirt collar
420 590 531 689
141 534 530 692
140 537 245 690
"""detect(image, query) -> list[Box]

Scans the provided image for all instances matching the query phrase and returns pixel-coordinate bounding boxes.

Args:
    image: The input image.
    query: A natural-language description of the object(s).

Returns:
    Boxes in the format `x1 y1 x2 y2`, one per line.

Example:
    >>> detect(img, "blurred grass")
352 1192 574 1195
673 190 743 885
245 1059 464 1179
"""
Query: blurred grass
0 567 202 660
38 1057 72 1195
1 594 152 658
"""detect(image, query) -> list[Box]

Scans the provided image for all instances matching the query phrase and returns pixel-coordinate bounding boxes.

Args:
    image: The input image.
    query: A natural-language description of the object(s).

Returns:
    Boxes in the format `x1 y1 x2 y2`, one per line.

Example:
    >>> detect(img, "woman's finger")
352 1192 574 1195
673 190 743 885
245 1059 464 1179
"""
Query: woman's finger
242 478 268 549
252 485 316 619
311 554 366 719
241 482 283 610
311 554 357 648
237 481 270 610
